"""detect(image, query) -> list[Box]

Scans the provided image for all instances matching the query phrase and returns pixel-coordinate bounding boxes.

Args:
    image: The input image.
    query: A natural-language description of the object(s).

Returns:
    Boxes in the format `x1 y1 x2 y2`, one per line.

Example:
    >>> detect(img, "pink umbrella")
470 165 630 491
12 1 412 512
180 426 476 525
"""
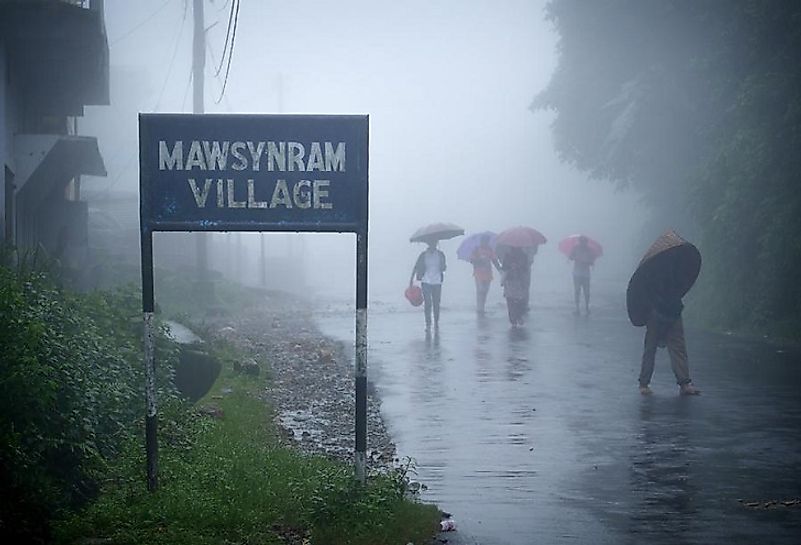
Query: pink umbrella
558 235 603 259
496 226 547 248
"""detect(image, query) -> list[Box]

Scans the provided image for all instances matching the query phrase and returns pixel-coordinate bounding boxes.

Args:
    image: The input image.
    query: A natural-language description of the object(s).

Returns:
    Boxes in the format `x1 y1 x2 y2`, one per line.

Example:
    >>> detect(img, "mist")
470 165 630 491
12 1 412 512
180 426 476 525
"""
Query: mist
7 2 801 543
82 0 646 306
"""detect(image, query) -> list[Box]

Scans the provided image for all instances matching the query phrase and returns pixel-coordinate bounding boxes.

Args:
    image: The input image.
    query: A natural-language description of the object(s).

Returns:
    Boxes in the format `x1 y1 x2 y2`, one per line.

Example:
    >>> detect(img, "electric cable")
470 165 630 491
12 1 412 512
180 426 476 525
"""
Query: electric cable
214 0 237 76
215 0 239 104
110 0 174 46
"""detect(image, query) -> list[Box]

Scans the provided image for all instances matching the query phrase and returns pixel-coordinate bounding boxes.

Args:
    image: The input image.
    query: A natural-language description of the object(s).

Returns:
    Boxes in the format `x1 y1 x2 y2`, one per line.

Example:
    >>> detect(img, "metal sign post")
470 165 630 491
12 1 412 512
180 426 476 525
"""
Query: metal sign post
139 114 369 490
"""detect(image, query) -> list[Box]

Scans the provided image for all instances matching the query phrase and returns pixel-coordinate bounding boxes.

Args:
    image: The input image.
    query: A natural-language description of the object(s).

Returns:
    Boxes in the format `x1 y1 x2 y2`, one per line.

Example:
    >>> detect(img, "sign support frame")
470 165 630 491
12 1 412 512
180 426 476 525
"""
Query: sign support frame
139 113 369 490
354 230 368 483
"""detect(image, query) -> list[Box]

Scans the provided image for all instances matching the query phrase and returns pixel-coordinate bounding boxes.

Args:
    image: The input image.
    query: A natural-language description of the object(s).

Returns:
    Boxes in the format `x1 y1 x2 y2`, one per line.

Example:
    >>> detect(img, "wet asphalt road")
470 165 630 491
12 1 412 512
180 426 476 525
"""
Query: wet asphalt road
317 284 801 545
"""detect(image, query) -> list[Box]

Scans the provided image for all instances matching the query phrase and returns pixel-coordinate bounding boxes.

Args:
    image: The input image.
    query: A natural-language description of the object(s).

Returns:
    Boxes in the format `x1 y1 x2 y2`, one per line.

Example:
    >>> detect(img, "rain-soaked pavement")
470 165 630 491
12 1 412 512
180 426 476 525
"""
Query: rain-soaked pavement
316 281 801 545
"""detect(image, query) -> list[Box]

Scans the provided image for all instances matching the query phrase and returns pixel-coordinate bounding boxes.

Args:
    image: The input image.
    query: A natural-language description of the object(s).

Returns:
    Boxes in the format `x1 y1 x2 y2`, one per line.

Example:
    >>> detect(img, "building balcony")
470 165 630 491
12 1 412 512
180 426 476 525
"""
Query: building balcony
0 0 109 118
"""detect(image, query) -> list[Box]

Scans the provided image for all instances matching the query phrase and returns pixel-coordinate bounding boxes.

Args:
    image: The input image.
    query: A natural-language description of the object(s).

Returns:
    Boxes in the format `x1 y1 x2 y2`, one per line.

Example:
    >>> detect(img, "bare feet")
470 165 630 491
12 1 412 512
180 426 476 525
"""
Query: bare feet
639 385 652 395
680 383 701 396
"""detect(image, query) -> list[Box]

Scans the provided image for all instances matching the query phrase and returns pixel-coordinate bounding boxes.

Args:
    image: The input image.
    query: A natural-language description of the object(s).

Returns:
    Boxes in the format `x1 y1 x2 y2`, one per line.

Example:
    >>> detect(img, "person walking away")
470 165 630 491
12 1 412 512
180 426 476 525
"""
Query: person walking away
639 262 700 396
470 234 501 314
500 247 529 327
410 241 447 332
569 235 595 315
523 245 537 313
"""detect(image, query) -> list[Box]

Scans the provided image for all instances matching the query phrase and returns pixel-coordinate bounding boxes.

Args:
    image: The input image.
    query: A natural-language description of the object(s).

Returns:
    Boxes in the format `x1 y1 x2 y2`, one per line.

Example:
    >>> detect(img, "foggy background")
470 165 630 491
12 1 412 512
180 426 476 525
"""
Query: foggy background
82 0 647 307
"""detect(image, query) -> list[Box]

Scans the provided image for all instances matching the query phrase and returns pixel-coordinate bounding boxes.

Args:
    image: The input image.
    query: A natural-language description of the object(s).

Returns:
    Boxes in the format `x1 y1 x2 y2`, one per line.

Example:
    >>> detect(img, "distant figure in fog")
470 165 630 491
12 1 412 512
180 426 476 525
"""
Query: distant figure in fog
523 246 536 312
500 247 530 327
470 235 501 314
569 235 596 315
410 241 447 332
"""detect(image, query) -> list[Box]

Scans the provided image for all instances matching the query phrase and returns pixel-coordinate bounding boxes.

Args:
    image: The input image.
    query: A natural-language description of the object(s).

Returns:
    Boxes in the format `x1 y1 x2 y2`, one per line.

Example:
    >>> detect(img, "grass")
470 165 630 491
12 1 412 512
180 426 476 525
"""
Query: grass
53 340 440 545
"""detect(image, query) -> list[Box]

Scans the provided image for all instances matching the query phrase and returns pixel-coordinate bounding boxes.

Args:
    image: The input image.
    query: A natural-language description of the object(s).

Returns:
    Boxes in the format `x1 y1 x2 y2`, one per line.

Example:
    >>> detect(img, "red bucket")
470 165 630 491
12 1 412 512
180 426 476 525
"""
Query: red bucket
404 285 423 307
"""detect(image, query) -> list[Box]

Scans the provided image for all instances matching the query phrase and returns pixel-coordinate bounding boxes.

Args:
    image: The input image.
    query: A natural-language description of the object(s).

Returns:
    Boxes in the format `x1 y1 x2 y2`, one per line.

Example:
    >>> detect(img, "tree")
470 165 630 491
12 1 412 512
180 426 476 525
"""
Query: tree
535 0 801 332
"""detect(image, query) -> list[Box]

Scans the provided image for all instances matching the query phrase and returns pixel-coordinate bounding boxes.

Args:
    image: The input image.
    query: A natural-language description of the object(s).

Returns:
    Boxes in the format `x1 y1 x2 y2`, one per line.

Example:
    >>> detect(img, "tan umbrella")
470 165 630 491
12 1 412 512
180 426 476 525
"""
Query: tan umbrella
409 222 464 243
626 230 702 326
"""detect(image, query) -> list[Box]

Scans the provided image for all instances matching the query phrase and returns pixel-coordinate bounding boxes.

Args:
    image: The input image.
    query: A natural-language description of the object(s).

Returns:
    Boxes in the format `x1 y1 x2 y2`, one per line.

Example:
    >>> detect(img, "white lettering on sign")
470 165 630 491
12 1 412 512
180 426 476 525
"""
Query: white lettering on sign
226 179 246 208
184 178 334 209
270 180 293 208
267 142 285 172
203 141 229 170
158 140 347 172
159 140 183 170
185 140 207 170
247 179 268 209
247 141 265 171
293 180 312 209
306 143 324 172
188 178 212 207
313 180 332 209
163 141 343 212
324 142 345 172
230 142 247 171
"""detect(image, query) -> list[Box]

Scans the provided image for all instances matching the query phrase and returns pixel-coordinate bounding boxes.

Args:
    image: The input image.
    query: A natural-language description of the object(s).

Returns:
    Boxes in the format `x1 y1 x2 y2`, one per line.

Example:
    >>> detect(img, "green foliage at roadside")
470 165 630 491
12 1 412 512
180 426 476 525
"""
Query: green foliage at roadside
1 259 439 544
0 265 181 543
53 340 440 545
535 0 801 337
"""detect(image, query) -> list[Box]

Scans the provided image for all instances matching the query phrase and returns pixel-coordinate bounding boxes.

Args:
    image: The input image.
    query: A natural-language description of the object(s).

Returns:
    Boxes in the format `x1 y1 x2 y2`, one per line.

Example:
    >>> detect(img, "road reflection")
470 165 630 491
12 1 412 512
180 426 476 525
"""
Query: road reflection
628 400 699 544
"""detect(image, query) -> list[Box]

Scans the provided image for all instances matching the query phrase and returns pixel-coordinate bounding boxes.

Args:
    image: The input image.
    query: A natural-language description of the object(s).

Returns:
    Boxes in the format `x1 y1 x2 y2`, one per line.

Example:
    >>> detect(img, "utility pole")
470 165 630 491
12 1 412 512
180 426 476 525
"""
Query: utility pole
260 74 284 288
260 233 267 286
193 0 208 285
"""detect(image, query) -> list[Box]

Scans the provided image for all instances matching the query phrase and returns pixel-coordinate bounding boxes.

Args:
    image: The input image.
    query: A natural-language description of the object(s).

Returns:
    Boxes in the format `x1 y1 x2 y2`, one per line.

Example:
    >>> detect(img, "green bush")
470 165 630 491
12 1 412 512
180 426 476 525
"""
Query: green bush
0 266 179 542
53 342 441 545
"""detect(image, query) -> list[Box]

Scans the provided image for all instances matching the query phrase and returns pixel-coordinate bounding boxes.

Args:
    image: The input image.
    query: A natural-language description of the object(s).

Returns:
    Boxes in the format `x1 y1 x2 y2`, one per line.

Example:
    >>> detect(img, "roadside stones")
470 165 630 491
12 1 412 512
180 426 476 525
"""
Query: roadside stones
218 325 236 339
197 404 224 419
317 348 334 364
233 357 261 376
208 299 397 472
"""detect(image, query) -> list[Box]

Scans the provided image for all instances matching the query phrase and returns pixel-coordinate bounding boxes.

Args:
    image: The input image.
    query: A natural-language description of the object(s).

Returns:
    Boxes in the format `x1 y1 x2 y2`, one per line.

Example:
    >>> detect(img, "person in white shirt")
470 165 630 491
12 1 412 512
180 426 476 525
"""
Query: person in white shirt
409 241 447 331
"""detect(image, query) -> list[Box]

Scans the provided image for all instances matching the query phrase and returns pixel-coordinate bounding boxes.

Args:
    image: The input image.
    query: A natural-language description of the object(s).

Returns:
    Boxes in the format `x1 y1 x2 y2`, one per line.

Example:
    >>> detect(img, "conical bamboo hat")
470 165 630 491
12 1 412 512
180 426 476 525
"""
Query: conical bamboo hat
626 230 702 326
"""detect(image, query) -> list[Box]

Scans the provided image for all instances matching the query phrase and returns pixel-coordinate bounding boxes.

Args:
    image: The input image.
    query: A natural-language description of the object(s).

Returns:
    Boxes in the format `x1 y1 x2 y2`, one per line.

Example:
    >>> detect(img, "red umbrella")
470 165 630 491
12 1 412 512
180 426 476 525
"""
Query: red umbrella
409 222 464 243
496 226 547 248
558 235 603 259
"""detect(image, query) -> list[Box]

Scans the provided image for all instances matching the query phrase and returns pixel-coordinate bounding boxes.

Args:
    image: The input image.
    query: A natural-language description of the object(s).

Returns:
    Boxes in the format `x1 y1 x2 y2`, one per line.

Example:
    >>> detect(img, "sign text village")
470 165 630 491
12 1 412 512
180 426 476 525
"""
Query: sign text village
158 139 347 210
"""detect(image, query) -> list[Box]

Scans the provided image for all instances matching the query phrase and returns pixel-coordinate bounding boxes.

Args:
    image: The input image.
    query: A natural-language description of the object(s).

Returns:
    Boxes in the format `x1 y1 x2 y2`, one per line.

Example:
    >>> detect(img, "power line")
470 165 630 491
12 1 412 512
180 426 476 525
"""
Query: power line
153 1 189 111
110 0 174 46
215 0 239 104
181 68 193 111
214 0 237 76
206 40 234 112
104 3 189 196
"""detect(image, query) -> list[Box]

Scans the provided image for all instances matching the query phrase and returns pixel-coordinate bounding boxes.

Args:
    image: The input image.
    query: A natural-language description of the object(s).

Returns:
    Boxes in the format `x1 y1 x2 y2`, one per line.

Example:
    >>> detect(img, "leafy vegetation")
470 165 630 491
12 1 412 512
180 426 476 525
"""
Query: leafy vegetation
535 0 801 337
0 264 180 543
0 261 439 544
54 339 440 545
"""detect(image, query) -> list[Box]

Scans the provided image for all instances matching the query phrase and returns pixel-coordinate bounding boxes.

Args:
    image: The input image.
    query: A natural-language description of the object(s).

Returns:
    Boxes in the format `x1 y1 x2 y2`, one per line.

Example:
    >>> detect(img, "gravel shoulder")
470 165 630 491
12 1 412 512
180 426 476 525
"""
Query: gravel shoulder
204 293 480 544
208 294 397 471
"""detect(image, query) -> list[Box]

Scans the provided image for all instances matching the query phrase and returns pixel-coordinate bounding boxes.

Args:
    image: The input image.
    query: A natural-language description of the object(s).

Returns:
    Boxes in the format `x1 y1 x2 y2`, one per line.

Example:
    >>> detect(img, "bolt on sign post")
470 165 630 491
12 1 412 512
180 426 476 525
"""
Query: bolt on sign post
139 114 369 490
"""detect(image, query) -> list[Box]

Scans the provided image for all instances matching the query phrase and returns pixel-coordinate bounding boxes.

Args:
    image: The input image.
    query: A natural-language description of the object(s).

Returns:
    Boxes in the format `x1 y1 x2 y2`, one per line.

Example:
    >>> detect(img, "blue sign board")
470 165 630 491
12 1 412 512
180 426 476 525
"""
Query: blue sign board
139 114 369 233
